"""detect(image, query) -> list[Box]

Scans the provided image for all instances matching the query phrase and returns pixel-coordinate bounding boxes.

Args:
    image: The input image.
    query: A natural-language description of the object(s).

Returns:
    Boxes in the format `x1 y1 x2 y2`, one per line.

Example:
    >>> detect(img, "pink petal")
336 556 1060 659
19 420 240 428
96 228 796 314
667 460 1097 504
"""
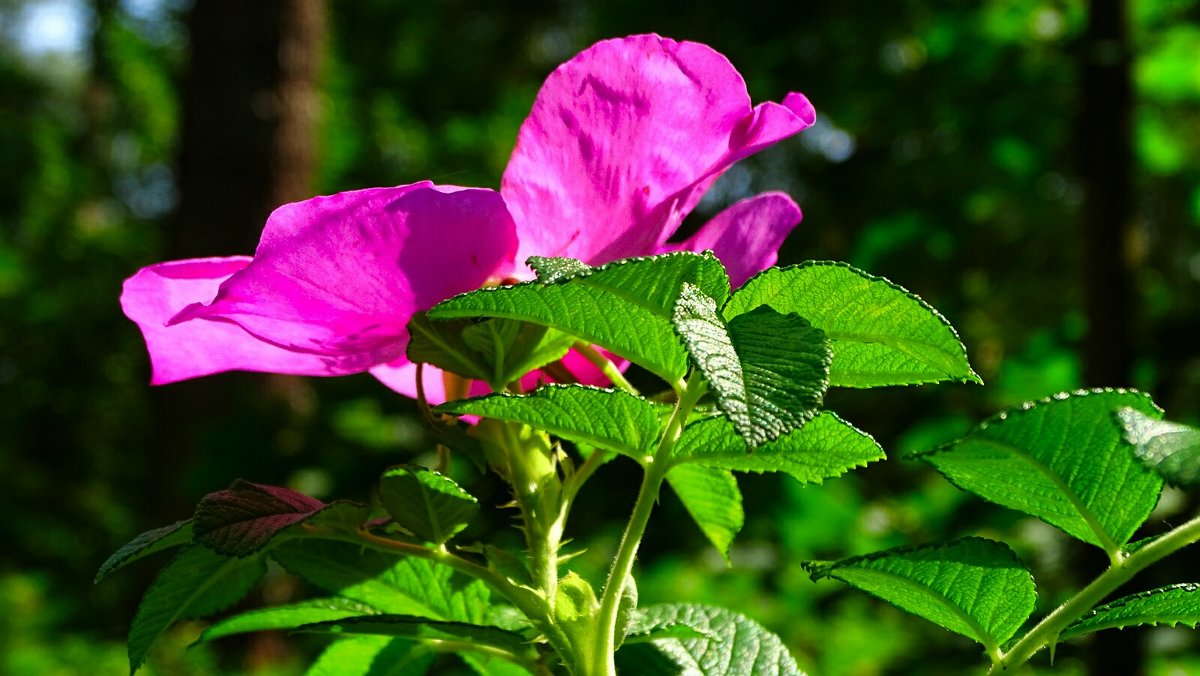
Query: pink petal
502 34 815 268
369 361 492 403
121 257 339 383
125 183 518 384
662 192 802 288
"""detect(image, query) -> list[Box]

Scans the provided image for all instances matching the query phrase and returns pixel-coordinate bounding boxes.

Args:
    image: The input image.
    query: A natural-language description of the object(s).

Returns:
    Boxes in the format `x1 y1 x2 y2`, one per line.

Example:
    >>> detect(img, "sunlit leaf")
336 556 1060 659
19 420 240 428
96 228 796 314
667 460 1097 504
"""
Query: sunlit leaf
1118 407 1200 487
429 252 729 383
915 389 1164 554
673 411 884 484
437 385 661 460
673 284 831 448
725 262 979 387
666 464 744 560
803 537 1035 650
307 636 434 676
198 597 379 642
1061 583 1200 641
615 604 803 675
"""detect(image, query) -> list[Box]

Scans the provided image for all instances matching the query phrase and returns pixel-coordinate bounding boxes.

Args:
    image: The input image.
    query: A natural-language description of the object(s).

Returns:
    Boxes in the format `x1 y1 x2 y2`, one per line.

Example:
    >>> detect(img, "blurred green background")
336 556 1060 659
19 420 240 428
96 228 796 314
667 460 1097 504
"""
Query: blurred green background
2 0 1199 674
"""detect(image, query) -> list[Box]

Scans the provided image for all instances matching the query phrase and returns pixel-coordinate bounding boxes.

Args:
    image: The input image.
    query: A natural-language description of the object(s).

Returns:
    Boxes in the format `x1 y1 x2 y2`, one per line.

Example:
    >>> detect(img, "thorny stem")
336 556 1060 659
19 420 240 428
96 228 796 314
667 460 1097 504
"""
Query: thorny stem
300 524 573 663
991 512 1200 673
589 374 708 676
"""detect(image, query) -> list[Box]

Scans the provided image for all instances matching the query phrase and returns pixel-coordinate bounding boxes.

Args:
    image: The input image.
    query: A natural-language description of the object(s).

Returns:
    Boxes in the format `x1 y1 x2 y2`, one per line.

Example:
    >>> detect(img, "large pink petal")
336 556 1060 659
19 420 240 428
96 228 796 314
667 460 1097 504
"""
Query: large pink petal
662 192 802 288
502 34 815 268
121 257 339 383
166 184 518 377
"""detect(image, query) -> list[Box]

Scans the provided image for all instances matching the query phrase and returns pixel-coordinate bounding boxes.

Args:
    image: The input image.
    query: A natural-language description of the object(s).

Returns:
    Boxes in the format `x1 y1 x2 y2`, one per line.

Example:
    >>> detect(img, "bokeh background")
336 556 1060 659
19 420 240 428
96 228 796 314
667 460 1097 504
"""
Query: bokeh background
3 0 1199 674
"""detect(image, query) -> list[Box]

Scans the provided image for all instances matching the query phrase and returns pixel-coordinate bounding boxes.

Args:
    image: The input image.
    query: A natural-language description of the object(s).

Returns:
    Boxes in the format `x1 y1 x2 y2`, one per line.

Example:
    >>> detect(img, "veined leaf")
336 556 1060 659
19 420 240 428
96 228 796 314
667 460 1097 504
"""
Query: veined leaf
666 464 744 561
462 319 576 389
128 545 267 673
378 465 478 545
615 604 803 675
428 252 730 383
307 636 434 676
297 615 532 661
1061 583 1200 641
406 313 491 382
674 412 884 484
915 389 1164 554
95 520 192 583
673 284 831 449
1118 407 1200 488
197 597 380 642
725 262 980 387
271 539 490 624
436 385 661 461
803 537 1035 650
193 480 325 557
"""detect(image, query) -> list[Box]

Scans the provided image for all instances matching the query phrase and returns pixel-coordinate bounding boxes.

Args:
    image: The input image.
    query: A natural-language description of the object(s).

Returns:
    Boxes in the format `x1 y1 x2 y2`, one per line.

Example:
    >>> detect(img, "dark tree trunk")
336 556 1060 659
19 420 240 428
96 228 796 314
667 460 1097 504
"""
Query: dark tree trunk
1078 1 1141 674
151 0 326 517
1079 0 1134 389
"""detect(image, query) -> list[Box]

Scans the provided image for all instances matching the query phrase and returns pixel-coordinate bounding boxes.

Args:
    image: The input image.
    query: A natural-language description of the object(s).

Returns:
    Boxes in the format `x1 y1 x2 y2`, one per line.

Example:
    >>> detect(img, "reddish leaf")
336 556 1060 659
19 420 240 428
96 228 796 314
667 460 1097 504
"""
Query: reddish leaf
194 481 325 557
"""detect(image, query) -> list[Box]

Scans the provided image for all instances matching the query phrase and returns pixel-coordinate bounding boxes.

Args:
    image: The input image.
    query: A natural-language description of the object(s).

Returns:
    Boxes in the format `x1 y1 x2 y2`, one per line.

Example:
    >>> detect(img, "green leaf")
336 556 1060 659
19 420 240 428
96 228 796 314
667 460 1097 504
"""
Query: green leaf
665 464 744 560
622 622 711 644
297 615 532 660
436 385 661 461
128 545 267 673
674 411 884 484
307 636 434 676
527 255 593 282
462 319 576 389
406 313 491 382
198 597 380 642
616 604 803 675
1118 407 1200 488
803 537 1036 650
271 539 490 623
915 389 1165 553
725 262 980 387
429 252 730 383
672 284 831 449
95 520 192 583
193 480 326 557
461 653 534 676
1061 583 1200 641
378 465 479 545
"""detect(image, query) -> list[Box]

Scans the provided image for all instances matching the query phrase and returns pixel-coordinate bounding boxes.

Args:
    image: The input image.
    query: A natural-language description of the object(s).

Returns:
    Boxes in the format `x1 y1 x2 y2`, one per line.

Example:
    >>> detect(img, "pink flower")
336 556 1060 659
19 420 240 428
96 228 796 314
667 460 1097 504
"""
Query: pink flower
121 34 815 399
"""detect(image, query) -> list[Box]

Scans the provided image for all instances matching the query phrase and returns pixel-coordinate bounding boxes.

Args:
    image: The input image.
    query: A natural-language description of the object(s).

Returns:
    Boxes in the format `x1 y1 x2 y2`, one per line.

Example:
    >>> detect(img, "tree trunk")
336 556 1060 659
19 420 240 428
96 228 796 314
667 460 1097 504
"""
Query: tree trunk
151 0 326 517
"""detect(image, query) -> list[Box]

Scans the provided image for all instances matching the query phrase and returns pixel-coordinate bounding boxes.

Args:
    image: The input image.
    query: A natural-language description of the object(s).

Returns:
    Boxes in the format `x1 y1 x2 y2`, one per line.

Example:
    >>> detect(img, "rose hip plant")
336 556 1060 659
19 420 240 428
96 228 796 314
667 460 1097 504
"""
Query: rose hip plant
99 34 1200 675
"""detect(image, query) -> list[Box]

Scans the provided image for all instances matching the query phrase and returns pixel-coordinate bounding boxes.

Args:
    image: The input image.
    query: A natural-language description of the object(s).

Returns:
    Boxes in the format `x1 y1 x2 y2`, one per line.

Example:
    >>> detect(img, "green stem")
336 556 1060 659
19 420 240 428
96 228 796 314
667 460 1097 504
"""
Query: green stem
301 525 573 662
574 342 638 396
500 422 562 613
588 375 707 676
992 512 1200 673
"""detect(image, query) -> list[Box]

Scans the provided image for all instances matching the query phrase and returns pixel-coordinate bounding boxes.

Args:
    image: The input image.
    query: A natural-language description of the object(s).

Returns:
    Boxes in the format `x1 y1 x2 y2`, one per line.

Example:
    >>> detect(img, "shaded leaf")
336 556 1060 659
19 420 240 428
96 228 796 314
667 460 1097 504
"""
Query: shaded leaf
1118 407 1200 488
1061 583 1200 641
674 411 884 484
803 537 1035 650
725 262 979 387
437 385 661 460
271 539 490 623
406 313 491 382
665 464 743 560
378 465 479 545
297 614 532 661
128 545 266 673
429 252 729 383
616 603 803 675
198 597 380 642
462 319 576 388
193 480 325 557
915 389 1164 553
95 520 192 583
307 636 434 676
672 284 830 449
